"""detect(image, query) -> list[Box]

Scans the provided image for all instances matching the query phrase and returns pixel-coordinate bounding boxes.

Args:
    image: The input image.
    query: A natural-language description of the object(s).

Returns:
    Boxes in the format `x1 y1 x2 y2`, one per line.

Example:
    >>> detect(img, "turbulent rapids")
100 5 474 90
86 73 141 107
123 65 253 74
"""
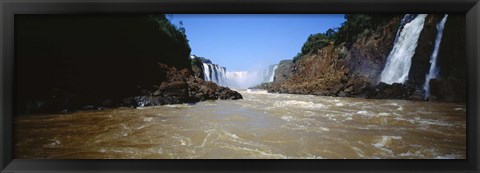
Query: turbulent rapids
15 90 466 159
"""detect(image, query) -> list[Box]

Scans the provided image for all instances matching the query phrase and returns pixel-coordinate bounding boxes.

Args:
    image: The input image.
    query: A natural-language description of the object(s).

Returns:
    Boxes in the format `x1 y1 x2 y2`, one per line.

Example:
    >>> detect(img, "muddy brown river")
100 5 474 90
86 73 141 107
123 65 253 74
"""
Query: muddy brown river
15 89 466 159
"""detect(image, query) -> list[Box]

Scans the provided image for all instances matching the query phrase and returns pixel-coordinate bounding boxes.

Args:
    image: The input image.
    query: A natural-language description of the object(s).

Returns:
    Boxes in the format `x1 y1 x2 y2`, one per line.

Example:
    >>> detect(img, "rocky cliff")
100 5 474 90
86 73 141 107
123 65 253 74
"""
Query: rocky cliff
273 60 295 83
16 15 242 115
261 14 465 103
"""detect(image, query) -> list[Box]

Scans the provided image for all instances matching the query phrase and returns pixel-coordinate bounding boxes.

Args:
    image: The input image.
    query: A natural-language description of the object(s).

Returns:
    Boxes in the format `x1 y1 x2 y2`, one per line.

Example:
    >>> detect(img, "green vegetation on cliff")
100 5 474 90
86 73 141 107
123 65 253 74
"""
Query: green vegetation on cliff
150 15 191 56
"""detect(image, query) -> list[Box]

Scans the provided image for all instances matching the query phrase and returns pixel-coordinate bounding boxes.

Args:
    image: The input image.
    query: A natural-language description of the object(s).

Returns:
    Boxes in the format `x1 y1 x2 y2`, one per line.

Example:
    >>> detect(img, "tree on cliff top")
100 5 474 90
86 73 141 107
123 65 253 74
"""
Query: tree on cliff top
293 31 336 62
149 14 191 55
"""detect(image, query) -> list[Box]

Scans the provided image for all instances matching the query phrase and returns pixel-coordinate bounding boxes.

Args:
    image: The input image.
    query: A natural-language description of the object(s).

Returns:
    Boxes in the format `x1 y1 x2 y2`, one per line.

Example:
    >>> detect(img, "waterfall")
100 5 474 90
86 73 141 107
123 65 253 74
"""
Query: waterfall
225 64 278 89
269 65 278 82
380 14 428 84
202 63 227 86
201 63 278 89
203 63 211 81
424 14 448 98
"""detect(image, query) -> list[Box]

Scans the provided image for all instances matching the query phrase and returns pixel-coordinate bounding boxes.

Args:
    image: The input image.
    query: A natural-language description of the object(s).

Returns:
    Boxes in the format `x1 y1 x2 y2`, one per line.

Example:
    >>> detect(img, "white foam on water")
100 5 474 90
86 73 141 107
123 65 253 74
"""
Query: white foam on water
135 125 149 130
300 156 325 159
397 106 404 111
384 102 399 106
224 132 239 139
435 154 460 159
120 123 129 130
351 147 366 158
281 116 294 122
143 117 153 122
43 138 62 148
172 135 192 146
416 119 453 127
398 151 424 158
393 117 415 124
246 89 269 94
220 145 287 159
320 127 330 132
274 100 326 110
196 130 212 148
165 104 191 108
357 110 372 116
373 136 402 151
378 112 390 116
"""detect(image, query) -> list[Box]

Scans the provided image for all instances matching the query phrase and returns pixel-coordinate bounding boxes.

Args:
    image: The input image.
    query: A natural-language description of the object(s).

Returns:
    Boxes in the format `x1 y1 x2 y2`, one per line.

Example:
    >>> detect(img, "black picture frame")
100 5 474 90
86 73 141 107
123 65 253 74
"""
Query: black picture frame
1 0 479 172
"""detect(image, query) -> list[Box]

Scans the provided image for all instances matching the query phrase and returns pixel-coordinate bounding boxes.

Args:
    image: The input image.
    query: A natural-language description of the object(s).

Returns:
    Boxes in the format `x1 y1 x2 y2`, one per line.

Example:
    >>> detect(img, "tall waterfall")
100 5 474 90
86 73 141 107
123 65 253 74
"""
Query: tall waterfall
268 65 278 82
380 14 428 84
202 63 227 86
423 14 448 98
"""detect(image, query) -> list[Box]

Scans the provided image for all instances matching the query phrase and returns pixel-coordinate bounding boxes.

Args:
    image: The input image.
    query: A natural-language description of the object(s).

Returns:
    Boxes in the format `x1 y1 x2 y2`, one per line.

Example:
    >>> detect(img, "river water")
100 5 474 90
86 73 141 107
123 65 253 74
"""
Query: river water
15 89 466 159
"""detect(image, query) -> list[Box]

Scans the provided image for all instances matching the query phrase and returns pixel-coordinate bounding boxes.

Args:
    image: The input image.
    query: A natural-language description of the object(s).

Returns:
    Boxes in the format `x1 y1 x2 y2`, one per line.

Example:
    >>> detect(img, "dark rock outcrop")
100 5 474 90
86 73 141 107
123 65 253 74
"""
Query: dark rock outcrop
15 15 242 115
366 82 416 100
429 78 465 102
273 60 295 83
124 64 242 107
191 56 206 80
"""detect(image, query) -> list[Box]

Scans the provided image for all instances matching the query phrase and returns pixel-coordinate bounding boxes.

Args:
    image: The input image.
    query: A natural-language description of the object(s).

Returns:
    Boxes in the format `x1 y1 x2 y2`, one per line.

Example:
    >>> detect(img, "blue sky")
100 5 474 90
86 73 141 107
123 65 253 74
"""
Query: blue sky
169 14 345 71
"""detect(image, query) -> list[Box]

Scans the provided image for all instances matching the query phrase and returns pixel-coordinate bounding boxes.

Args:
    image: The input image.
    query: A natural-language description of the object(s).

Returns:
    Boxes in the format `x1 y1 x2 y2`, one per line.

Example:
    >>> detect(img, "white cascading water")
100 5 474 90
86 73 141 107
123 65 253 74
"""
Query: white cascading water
202 63 227 86
201 62 279 89
380 14 428 84
423 14 448 98
202 63 211 81
269 65 278 82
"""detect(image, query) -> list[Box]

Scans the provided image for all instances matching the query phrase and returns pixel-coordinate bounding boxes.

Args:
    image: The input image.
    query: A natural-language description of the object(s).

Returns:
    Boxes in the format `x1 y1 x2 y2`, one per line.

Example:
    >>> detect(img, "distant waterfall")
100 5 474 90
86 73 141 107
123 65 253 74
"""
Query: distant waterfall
424 14 448 98
224 64 278 89
380 14 428 84
202 63 227 86
269 65 278 82
201 63 278 89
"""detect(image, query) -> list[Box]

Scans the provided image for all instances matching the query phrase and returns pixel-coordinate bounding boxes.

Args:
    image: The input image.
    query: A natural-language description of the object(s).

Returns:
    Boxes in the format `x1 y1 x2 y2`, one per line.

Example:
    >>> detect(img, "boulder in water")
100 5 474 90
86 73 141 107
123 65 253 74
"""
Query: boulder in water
367 82 415 100
429 78 464 102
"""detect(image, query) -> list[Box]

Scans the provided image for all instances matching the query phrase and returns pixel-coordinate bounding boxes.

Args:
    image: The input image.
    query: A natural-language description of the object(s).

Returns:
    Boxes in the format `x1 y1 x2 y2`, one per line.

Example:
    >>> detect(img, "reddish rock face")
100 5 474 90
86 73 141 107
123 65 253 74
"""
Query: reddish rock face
259 14 465 103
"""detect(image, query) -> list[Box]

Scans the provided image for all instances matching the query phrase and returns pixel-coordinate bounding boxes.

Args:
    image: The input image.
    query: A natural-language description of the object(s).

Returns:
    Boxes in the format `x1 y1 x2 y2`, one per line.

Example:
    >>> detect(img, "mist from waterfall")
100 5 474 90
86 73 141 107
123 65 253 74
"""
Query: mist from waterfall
225 64 278 89
380 14 428 84
201 63 278 89
424 14 448 98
